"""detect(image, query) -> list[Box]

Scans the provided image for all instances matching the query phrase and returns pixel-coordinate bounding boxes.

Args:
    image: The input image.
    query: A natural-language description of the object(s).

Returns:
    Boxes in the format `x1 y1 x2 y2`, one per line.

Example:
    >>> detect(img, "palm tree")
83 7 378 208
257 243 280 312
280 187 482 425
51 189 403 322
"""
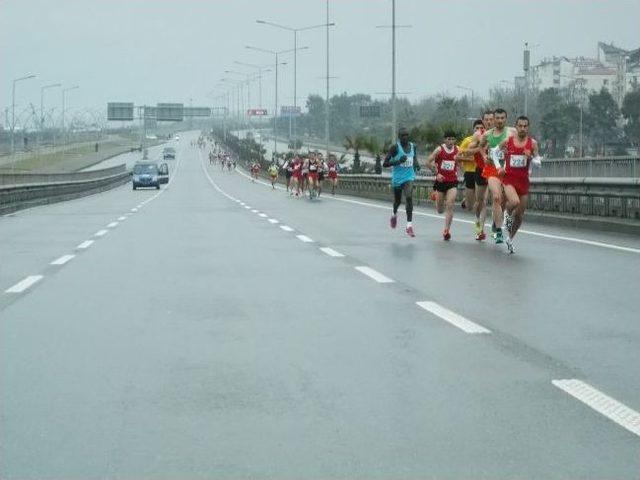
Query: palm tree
343 134 367 173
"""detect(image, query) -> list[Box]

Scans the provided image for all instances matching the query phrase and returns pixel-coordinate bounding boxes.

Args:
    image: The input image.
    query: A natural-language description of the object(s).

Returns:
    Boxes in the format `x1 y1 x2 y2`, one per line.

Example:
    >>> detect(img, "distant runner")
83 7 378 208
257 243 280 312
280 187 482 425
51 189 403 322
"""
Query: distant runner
327 154 339 194
268 163 279 189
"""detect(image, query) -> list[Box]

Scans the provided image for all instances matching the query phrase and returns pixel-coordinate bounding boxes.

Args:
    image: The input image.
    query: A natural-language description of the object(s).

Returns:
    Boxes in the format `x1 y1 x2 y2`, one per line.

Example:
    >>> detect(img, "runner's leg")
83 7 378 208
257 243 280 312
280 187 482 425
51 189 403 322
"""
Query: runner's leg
444 187 457 232
510 194 528 239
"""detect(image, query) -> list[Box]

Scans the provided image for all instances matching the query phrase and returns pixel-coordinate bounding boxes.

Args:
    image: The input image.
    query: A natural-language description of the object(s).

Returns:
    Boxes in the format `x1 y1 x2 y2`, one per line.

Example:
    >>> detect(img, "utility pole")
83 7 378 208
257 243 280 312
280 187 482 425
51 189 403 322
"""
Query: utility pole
523 42 531 116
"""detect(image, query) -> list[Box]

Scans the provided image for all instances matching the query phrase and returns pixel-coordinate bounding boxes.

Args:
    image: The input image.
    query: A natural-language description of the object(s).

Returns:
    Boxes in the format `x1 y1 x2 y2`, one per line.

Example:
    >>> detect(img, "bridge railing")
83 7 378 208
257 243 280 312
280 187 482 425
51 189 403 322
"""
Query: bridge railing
334 174 640 220
530 156 639 178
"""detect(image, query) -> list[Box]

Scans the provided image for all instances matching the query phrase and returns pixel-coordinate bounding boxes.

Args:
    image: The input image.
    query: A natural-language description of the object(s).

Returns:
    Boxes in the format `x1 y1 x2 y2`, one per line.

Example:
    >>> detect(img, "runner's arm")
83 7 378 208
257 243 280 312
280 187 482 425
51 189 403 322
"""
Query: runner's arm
425 146 440 173
383 145 399 167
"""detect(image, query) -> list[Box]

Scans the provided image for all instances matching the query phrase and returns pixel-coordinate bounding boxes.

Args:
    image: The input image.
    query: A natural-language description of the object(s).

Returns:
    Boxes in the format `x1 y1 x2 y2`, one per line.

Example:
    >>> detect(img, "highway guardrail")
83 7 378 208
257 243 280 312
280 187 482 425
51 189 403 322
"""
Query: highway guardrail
0 164 130 216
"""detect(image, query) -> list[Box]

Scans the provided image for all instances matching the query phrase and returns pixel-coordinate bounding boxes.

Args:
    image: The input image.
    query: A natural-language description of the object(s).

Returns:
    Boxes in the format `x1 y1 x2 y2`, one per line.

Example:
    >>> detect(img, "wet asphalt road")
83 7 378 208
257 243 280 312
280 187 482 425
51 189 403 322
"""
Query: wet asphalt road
1 131 639 479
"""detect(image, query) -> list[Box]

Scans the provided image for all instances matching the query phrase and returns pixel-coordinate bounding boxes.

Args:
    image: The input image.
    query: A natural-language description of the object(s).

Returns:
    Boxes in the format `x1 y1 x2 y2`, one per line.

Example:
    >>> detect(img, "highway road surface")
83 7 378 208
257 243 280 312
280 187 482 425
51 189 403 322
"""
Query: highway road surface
1 131 639 479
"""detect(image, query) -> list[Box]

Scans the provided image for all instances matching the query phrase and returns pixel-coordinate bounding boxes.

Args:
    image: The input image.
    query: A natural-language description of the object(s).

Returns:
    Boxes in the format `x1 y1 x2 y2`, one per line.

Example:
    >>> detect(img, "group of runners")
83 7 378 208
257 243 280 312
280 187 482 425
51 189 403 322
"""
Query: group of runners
258 152 340 198
209 150 236 171
387 108 540 253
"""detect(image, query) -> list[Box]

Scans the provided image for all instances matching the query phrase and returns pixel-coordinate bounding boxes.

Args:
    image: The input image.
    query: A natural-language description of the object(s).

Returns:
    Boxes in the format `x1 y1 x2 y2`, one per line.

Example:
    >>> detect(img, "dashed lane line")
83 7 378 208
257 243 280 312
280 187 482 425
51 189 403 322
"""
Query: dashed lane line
552 379 640 438
5 275 43 294
354 266 395 284
296 234 314 243
319 247 345 258
416 301 491 334
50 254 75 266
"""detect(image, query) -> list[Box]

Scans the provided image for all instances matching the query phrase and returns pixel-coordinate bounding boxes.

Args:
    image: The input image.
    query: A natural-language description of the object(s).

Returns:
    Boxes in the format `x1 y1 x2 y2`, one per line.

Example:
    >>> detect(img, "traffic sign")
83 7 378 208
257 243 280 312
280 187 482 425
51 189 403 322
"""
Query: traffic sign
184 107 212 117
280 106 301 117
247 108 268 116
156 103 184 122
107 102 134 121
359 104 381 118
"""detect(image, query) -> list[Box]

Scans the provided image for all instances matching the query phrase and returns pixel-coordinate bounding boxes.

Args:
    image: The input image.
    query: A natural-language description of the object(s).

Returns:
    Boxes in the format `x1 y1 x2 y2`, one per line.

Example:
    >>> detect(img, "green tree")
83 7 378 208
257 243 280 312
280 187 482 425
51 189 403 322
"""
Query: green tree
584 88 621 155
343 134 367 173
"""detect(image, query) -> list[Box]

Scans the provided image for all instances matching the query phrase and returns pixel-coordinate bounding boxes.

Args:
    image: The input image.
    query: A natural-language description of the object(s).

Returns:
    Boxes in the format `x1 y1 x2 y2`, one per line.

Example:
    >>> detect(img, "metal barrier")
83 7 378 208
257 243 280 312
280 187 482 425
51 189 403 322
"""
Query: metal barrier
0 164 130 215
333 174 640 220
531 156 639 178
0 164 127 187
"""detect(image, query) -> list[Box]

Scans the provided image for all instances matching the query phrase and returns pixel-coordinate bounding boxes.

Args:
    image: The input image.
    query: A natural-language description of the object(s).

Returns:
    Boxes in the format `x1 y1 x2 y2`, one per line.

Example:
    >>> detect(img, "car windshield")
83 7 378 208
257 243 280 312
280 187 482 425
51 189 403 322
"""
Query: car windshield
133 164 157 174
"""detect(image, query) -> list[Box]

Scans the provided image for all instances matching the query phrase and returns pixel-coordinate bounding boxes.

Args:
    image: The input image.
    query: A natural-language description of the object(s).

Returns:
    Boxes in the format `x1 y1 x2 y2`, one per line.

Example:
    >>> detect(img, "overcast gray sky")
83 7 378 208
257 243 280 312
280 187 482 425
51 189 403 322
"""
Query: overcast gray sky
2 0 639 117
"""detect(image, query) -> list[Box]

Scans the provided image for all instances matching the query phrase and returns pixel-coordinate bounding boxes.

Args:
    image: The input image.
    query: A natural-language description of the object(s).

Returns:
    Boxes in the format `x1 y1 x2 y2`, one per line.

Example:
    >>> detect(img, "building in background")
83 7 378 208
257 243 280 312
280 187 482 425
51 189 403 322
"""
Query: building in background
530 42 639 105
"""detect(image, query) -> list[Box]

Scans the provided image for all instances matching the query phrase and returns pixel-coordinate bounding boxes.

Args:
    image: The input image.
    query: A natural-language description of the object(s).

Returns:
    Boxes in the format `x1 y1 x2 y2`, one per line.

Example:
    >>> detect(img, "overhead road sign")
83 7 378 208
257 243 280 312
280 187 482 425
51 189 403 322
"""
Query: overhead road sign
247 109 268 116
183 107 212 117
156 103 184 122
280 106 301 117
107 102 134 121
359 104 381 118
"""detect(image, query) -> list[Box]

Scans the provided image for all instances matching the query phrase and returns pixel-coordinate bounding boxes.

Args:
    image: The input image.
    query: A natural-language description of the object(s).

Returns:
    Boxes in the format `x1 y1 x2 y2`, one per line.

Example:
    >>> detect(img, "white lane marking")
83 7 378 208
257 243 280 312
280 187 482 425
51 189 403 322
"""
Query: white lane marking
5 275 43 293
354 266 394 283
517 230 640 254
244 206 251 210
296 235 314 243
76 240 94 249
268 219 279 224
416 301 491 334
131 208 138 212
258 213 268 218
552 379 640 437
280 225 294 232
320 247 345 258
117 216 126 221
234 167 639 255
50 254 75 266
107 222 118 228
94 229 108 237
251 209 259 213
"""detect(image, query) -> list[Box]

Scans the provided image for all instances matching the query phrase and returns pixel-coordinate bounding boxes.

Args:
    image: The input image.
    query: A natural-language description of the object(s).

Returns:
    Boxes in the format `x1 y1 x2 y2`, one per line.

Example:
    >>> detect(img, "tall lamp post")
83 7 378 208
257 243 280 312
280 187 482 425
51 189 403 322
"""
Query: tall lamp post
61 85 79 145
11 74 36 154
246 44 299 157
233 61 273 109
455 85 475 118
40 83 61 147
256 19 332 142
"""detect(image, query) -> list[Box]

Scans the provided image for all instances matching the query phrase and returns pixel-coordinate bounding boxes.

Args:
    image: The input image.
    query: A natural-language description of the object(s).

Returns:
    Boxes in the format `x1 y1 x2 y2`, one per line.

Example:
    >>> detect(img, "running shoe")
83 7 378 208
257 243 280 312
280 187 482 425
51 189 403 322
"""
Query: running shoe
390 215 397 229
495 229 504 244
506 236 514 254
475 231 486 241
443 229 451 241
406 225 415 237
474 220 482 235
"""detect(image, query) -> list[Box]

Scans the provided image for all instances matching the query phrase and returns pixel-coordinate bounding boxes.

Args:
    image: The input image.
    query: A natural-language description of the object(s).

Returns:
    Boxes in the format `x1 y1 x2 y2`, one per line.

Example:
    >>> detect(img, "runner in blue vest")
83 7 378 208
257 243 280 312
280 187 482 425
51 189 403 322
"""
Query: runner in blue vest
383 128 420 237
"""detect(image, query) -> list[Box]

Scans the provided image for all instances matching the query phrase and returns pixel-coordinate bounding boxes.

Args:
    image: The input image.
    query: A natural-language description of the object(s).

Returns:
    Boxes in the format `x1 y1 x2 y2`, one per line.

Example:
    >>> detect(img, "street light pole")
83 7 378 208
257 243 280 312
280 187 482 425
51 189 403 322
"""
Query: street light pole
247 44 300 158
11 74 36 154
325 0 331 159
39 83 61 147
456 85 475 117
256 19 333 145
62 85 79 145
